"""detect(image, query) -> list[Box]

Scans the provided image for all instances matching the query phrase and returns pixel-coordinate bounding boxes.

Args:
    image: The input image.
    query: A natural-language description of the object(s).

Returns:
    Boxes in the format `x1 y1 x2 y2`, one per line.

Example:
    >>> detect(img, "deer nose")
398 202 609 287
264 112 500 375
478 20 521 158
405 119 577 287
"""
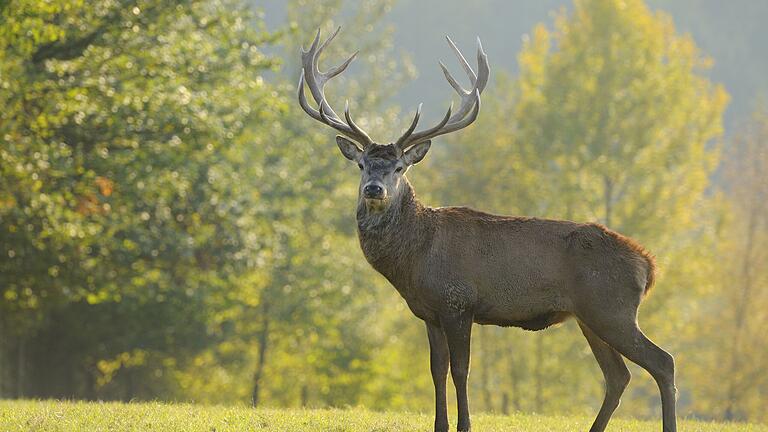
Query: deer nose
363 184 385 199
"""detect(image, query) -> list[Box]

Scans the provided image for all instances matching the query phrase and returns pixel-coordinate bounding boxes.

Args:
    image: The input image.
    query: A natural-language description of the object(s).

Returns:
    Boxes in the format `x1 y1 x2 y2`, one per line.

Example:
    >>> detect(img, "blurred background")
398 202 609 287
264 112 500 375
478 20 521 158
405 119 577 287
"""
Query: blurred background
1 0 766 424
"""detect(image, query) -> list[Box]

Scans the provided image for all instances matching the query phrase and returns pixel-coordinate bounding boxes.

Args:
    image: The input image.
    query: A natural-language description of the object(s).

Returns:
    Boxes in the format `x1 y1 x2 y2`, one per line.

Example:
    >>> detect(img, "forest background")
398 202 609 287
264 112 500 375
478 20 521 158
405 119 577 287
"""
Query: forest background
1 0 767 423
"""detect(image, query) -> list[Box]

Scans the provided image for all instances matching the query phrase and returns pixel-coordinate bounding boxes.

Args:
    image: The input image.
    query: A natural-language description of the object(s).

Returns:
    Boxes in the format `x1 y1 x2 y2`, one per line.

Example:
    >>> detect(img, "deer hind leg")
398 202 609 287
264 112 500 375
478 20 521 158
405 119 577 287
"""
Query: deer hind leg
578 310 677 432
578 320 631 432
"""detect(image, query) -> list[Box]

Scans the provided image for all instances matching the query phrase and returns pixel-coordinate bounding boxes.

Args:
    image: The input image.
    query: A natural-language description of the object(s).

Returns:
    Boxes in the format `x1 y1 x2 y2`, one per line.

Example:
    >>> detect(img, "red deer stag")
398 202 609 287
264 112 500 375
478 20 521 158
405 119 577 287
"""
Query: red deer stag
297 27 677 432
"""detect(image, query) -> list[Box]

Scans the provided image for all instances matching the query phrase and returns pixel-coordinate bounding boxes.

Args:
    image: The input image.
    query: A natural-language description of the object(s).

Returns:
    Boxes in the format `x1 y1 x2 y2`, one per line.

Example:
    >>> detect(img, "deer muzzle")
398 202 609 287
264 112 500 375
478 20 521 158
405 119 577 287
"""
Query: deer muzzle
363 183 386 200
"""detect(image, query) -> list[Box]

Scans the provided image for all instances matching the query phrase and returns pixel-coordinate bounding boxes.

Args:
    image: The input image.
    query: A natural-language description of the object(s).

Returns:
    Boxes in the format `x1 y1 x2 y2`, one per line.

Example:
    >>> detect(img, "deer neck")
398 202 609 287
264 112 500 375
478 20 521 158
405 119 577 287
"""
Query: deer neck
356 178 430 285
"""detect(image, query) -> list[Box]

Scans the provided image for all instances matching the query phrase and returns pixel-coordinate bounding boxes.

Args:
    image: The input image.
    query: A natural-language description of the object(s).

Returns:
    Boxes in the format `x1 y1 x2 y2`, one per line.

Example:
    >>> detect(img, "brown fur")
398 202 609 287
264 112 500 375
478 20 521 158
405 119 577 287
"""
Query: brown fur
355 177 657 327
302 27 674 430
601 227 657 295
351 167 675 432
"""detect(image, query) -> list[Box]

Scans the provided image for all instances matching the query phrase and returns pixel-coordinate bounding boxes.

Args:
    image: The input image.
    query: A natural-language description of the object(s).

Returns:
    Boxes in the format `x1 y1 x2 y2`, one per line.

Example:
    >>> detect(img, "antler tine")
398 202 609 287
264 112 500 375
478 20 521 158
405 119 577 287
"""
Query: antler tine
475 37 490 93
439 61 467 95
316 26 360 80
405 93 478 148
318 102 366 142
297 71 321 122
394 103 423 150
403 103 453 147
442 37 484 122
316 25 341 58
301 28 322 56
446 36 477 85
396 37 490 150
298 70 352 130
301 27 343 121
345 100 373 144
325 51 358 80
434 90 480 136
297 27 373 147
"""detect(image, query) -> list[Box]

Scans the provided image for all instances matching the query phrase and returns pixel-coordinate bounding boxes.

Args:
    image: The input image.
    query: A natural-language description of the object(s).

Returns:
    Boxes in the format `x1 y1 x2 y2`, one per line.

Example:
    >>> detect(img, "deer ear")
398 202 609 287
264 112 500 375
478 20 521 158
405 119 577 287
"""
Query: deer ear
336 136 362 162
402 140 431 165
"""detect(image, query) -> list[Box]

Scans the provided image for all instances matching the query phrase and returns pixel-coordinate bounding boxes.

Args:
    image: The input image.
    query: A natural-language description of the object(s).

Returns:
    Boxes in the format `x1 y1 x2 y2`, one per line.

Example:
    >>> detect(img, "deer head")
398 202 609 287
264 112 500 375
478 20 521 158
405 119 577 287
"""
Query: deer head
298 27 490 212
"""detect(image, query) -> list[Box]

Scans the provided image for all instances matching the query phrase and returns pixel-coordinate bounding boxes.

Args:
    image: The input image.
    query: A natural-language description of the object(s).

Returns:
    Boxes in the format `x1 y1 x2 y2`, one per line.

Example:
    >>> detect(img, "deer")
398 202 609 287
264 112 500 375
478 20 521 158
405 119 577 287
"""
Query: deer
297 27 677 432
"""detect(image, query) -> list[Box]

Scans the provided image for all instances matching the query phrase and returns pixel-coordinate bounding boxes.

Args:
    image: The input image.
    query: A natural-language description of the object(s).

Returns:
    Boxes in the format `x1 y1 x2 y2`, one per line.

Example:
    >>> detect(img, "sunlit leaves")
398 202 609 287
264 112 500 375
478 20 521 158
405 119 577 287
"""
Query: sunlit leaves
426 0 728 418
0 0 281 398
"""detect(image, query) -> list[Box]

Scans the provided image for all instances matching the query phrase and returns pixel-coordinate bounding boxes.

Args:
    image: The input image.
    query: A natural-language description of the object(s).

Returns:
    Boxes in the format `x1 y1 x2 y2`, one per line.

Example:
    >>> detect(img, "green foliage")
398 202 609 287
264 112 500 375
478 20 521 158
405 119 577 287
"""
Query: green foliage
688 107 768 423
423 0 729 419
0 0 287 399
168 0 414 408
0 0 764 424
0 0 412 408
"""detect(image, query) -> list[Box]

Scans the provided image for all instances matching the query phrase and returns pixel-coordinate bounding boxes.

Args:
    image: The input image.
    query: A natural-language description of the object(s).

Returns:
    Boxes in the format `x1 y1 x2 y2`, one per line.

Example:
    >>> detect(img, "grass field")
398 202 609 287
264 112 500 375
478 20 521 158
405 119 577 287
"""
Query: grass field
0 400 765 432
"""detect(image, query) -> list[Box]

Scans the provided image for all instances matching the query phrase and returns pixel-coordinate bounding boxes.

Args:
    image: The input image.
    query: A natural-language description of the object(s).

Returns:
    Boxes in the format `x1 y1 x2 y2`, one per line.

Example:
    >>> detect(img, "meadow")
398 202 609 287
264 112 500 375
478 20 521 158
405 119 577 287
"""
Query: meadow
0 400 765 432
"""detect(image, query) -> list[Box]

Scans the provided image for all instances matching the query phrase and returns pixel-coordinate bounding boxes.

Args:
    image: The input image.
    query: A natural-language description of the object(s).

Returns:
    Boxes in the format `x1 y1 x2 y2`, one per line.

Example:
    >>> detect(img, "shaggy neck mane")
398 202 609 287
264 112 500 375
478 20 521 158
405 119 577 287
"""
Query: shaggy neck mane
356 178 431 282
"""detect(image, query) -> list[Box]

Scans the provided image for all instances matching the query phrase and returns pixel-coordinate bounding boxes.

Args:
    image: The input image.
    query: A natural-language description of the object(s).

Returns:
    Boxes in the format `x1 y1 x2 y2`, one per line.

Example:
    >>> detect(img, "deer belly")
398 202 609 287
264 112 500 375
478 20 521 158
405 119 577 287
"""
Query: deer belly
475 310 571 331
473 284 570 330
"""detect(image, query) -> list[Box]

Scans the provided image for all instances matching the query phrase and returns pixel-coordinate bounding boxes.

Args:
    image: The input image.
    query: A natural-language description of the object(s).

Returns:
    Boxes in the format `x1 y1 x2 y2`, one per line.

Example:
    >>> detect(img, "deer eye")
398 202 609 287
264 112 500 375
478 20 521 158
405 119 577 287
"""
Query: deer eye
395 166 403 173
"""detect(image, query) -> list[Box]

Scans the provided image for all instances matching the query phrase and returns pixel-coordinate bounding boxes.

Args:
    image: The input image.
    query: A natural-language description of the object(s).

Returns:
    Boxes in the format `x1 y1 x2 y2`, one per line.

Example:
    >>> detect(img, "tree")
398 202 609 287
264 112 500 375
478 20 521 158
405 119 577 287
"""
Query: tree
0 0 417 407
423 0 727 417
0 0 281 398
168 0 418 408
696 106 768 422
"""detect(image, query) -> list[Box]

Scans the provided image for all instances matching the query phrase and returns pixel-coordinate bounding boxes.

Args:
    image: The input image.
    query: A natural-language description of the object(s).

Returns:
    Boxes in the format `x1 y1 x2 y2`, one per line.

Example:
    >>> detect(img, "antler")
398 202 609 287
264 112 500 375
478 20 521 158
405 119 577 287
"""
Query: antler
298 27 373 148
395 37 490 151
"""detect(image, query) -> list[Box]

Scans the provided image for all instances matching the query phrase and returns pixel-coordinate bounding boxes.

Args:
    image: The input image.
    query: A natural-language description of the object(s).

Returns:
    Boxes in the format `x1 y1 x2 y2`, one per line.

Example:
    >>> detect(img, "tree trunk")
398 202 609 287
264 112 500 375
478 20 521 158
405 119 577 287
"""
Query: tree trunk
300 384 309 407
125 368 135 401
0 316 5 398
724 204 759 420
508 341 525 411
534 336 543 413
508 344 521 412
501 392 509 415
478 327 493 412
251 300 271 407
83 363 97 401
16 335 25 398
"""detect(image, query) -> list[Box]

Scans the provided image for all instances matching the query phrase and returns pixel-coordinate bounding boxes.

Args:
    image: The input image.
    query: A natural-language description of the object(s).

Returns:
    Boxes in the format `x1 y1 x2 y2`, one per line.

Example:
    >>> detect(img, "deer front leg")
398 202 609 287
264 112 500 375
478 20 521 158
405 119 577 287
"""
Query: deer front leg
442 311 474 432
426 321 450 432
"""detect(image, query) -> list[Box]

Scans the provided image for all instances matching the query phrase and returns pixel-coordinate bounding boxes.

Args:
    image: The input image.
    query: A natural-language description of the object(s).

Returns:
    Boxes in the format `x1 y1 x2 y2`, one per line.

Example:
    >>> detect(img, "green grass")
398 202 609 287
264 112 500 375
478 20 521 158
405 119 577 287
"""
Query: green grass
0 400 764 432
